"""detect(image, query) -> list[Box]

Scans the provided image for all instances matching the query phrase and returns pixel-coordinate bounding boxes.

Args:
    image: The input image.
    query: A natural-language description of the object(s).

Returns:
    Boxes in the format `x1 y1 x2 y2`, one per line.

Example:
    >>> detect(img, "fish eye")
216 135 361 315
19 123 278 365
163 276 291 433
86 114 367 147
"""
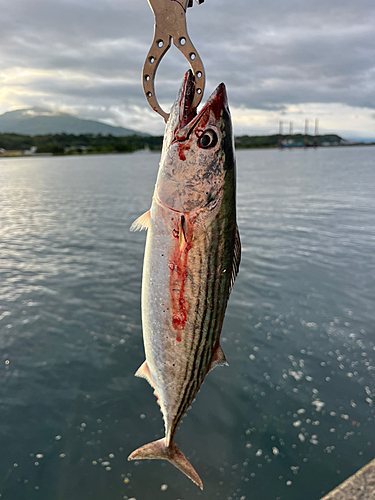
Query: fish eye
198 129 218 149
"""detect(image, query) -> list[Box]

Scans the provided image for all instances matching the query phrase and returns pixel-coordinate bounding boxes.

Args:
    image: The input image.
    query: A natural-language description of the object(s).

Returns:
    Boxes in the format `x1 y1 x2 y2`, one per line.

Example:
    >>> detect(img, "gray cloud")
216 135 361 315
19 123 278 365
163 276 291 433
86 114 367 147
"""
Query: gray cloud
1 0 374 134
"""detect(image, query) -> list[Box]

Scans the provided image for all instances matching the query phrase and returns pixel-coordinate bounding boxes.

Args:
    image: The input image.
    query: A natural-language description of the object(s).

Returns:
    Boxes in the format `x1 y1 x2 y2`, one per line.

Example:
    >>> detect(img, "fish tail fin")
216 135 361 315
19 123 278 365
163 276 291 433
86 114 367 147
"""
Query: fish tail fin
128 438 203 490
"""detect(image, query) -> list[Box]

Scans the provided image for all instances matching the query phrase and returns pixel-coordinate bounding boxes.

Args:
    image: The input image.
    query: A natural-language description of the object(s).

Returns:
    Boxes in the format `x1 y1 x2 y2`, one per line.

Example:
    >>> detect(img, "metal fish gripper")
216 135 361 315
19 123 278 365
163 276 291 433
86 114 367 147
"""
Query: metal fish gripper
143 0 206 122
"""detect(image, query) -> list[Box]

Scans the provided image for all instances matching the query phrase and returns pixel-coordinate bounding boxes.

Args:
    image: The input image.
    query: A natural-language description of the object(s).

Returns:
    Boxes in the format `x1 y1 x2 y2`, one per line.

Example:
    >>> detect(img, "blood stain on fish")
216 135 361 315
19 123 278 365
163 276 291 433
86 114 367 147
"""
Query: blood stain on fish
178 142 190 161
169 219 191 342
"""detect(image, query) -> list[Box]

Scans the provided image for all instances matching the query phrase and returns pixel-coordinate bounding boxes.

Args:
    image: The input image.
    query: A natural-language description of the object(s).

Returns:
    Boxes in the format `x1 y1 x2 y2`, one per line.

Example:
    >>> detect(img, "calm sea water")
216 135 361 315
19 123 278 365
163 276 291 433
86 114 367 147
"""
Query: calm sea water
0 147 374 500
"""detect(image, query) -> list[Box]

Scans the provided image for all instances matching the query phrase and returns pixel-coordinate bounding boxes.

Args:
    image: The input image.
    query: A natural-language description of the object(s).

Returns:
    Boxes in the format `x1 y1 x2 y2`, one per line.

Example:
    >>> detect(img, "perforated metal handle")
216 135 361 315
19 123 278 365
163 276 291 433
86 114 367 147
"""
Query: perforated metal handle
142 0 206 122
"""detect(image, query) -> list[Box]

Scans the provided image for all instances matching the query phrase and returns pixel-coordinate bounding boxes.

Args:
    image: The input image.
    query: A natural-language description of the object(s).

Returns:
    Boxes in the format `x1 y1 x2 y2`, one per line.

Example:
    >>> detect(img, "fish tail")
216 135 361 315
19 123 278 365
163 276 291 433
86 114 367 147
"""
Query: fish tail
128 438 203 490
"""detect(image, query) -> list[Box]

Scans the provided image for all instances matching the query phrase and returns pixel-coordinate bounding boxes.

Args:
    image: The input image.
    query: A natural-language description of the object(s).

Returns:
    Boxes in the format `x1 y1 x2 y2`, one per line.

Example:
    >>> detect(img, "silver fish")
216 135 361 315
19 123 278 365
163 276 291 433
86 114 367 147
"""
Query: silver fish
128 70 241 489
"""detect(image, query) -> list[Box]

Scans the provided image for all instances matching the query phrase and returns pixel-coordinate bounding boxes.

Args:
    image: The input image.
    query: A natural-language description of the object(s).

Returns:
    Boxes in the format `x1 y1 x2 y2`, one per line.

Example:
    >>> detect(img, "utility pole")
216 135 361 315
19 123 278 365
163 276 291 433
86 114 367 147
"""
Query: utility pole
278 121 284 149
304 118 309 148
314 118 319 148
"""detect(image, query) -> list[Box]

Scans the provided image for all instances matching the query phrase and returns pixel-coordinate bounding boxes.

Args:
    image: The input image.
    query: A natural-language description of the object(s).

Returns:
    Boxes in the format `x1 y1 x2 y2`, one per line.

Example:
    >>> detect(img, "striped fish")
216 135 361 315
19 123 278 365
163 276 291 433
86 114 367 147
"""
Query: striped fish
128 70 240 489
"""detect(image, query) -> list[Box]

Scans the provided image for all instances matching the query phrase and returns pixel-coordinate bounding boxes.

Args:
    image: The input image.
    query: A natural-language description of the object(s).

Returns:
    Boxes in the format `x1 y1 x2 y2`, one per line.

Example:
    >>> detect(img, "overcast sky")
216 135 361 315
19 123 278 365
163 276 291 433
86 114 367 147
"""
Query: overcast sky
1 0 374 138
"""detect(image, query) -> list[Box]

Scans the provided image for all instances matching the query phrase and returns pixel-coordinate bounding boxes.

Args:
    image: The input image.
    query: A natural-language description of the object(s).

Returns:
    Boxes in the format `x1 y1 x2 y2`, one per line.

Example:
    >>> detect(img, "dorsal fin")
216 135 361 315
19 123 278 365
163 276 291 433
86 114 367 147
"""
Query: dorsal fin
230 225 241 293
208 344 229 373
130 210 151 232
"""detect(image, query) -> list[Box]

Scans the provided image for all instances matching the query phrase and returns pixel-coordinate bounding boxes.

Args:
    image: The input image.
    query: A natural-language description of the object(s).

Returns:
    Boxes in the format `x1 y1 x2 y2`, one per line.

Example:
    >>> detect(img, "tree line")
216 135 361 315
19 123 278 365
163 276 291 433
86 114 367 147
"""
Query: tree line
235 134 344 148
0 133 164 154
0 132 347 155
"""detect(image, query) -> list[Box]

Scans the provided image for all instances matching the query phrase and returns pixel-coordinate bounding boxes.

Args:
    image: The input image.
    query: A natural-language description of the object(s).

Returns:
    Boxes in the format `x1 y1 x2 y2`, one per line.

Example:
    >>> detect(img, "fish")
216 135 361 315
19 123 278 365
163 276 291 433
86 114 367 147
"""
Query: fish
128 70 241 490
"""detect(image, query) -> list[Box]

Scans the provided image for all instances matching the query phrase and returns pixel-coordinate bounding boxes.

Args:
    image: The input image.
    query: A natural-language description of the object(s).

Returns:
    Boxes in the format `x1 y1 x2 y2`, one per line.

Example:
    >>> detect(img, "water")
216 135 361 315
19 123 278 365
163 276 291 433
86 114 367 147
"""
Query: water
0 147 374 500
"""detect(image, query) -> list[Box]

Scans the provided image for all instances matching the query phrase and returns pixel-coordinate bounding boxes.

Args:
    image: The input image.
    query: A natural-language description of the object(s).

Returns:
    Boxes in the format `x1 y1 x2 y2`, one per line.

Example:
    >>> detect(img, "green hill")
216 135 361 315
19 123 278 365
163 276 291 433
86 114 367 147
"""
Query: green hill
0 107 148 137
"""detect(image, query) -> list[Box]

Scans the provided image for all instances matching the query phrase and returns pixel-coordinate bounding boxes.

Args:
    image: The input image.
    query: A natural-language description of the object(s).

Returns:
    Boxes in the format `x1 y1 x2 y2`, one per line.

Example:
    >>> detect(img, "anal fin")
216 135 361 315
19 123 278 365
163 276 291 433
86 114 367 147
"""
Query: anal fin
130 210 151 232
135 361 154 387
208 345 229 373
135 361 160 401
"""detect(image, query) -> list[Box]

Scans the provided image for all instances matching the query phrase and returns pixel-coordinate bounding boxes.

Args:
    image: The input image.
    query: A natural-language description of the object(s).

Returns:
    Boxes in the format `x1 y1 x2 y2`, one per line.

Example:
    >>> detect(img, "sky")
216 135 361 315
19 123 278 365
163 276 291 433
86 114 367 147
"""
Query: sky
1 0 374 138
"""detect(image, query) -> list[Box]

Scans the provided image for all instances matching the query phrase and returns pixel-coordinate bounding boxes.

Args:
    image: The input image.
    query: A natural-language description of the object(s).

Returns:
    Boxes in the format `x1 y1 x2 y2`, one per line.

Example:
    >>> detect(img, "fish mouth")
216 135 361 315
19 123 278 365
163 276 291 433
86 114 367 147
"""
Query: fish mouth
166 71 227 144
175 73 227 140
178 70 197 129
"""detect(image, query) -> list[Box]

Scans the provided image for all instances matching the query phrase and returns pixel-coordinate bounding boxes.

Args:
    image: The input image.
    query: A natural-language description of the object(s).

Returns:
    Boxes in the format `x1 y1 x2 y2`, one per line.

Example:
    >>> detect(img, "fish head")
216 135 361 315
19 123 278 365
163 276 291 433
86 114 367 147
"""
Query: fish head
155 70 235 215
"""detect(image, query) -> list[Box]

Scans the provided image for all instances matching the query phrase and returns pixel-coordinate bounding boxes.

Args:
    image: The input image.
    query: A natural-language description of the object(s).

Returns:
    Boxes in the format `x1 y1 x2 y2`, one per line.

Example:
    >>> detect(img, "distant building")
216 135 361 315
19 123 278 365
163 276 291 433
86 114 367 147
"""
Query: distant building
64 145 88 153
6 150 23 156
23 146 37 155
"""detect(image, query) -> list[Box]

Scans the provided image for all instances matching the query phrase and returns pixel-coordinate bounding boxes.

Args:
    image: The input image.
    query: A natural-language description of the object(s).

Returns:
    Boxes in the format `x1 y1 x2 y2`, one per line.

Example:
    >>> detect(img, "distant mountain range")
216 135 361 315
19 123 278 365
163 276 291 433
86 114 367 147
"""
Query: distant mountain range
0 107 148 136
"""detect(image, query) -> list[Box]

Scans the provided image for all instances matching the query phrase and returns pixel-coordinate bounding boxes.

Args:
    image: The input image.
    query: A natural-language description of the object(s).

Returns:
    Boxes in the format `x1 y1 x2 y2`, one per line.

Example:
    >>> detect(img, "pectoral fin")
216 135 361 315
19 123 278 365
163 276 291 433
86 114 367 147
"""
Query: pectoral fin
179 215 187 253
130 210 151 231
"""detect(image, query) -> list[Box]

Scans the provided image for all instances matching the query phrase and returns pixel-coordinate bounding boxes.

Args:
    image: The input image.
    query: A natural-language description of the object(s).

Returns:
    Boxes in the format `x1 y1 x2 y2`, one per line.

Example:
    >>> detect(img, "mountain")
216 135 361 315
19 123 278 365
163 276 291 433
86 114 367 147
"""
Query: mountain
0 107 148 136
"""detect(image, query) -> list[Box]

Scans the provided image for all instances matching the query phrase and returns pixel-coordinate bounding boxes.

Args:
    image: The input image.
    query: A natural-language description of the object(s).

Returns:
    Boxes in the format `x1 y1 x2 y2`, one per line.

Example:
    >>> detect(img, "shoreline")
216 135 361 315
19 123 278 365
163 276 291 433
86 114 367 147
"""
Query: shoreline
1 142 374 160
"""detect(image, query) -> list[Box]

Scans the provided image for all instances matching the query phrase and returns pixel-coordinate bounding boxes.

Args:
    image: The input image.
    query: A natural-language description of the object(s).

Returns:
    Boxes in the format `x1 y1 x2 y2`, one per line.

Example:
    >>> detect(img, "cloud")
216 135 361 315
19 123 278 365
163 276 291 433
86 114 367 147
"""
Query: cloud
0 0 374 136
